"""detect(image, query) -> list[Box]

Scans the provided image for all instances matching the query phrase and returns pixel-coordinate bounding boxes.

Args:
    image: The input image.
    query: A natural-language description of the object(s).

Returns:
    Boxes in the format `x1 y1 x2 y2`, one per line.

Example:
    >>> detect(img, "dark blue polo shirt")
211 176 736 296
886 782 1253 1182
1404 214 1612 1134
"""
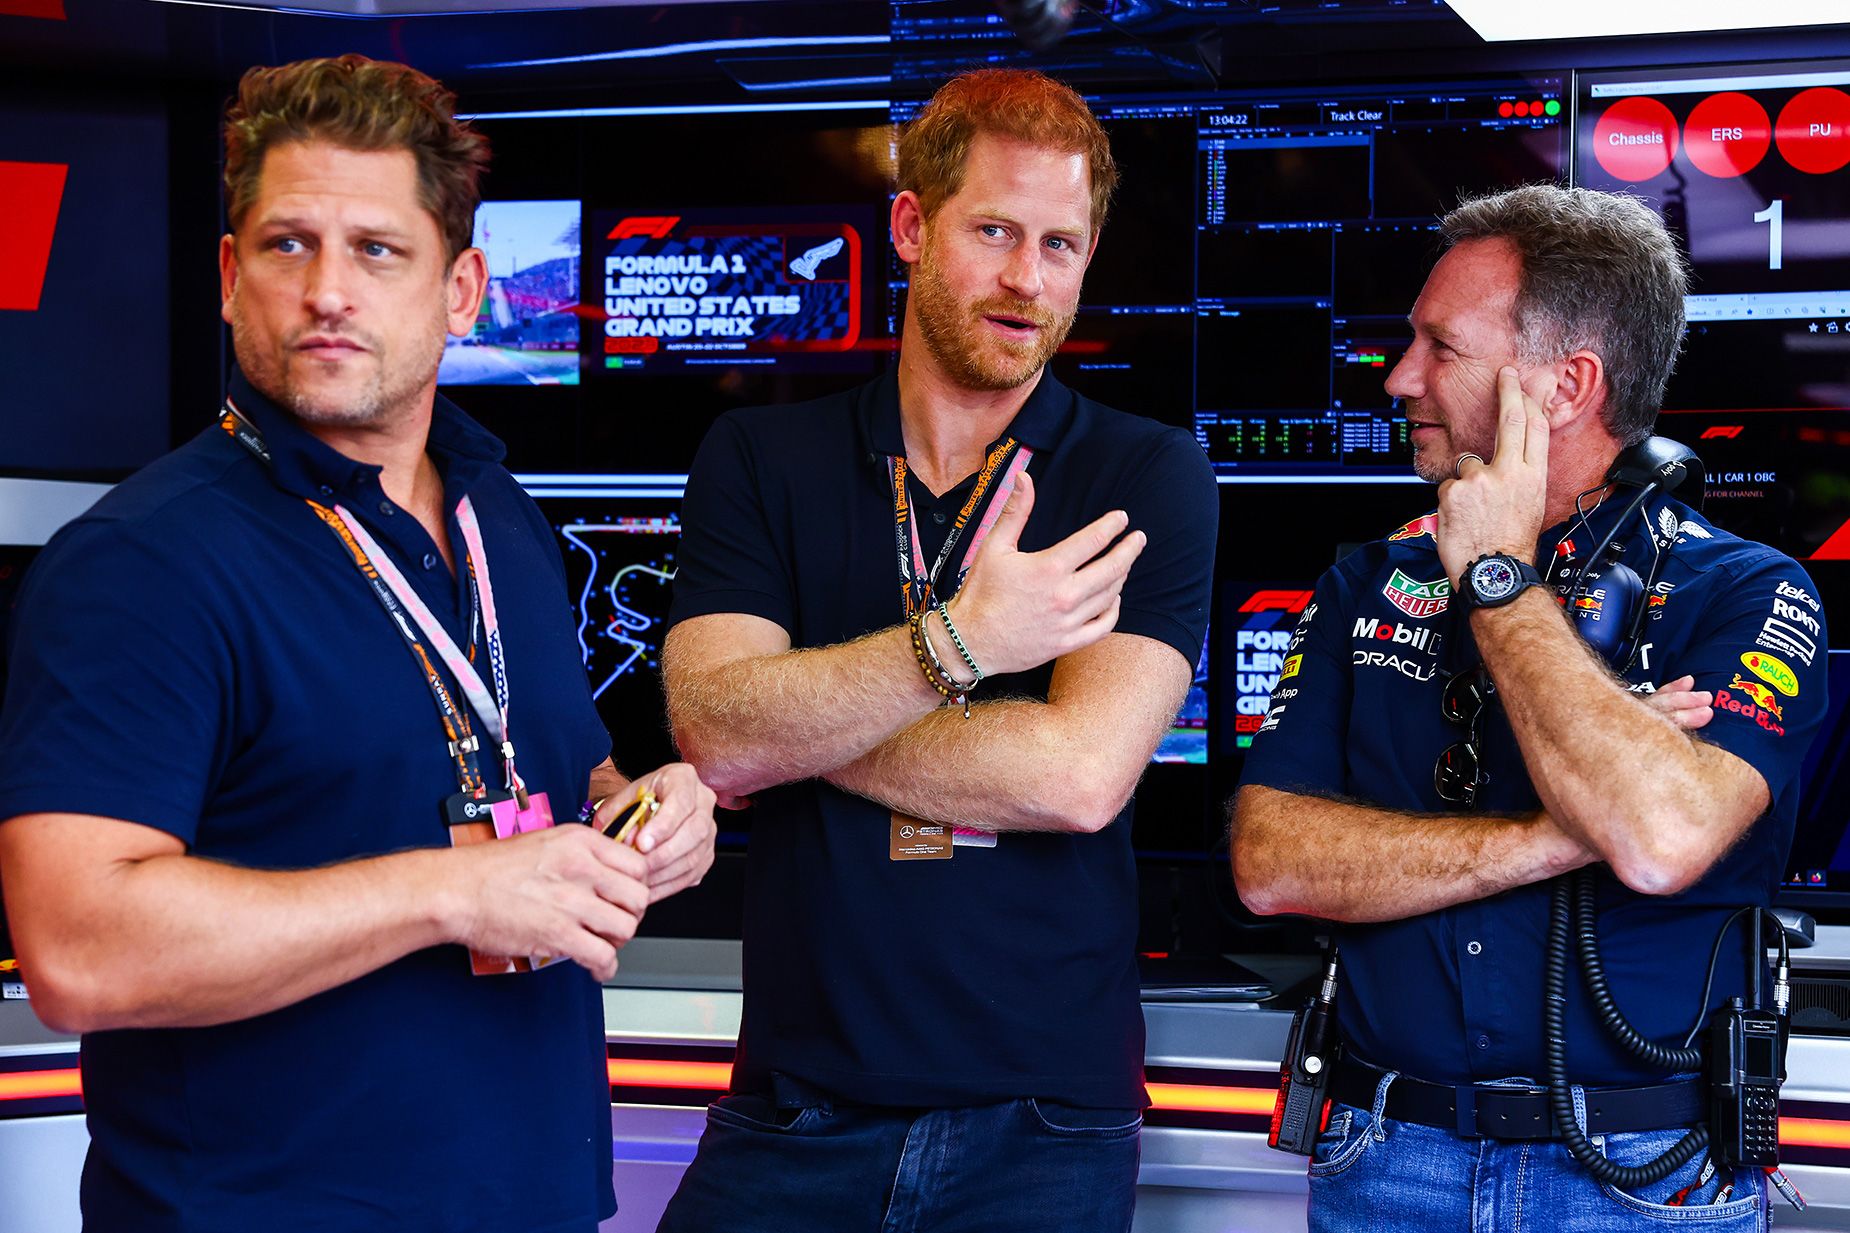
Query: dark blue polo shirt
668 367 1216 1109
1240 496 1828 1087
0 370 616 1232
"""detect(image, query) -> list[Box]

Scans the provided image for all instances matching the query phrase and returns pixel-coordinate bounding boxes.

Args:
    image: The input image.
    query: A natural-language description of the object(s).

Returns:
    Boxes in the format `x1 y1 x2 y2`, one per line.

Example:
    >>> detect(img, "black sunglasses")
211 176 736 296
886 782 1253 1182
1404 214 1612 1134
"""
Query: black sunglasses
1435 665 1495 808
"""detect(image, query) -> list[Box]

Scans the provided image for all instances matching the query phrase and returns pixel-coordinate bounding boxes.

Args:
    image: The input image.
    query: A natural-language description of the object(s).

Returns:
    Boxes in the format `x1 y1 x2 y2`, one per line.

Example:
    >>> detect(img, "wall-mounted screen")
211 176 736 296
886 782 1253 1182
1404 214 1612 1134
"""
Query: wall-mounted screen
1576 60 1850 612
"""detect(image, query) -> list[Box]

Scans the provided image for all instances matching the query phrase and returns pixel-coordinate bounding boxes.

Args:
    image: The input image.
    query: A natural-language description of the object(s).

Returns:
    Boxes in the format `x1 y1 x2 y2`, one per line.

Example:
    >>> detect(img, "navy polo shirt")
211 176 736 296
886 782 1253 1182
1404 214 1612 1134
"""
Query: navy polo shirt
0 370 616 1232
669 367 1216 1109
1240 496 1827 1087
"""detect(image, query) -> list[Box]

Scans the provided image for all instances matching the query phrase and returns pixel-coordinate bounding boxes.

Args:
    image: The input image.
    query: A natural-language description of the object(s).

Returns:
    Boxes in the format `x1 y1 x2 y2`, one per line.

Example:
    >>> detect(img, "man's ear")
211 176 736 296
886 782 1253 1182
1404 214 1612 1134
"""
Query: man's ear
219 233 239 326
446 246 489 339
891 190 926 266
1546 349 1605 431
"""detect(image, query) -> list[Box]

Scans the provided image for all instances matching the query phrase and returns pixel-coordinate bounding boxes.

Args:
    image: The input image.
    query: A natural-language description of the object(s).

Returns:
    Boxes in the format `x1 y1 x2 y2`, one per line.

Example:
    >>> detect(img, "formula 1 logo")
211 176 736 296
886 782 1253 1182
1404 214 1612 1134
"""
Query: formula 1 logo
1238 589 1315 614
605 215 680 241
0 161 67 311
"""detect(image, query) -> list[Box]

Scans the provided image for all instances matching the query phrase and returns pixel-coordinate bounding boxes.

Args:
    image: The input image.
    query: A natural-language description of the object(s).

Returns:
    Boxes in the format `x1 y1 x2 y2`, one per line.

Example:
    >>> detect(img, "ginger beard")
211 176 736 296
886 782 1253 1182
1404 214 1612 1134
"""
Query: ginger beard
228 285 451 429
909 229 1077 392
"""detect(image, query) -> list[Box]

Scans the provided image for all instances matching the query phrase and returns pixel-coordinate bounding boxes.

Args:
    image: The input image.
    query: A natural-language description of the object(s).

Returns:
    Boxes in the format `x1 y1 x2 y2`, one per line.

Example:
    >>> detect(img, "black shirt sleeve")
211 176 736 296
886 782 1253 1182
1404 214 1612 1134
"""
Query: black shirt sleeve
667 412 796 636
1110 428 1218 666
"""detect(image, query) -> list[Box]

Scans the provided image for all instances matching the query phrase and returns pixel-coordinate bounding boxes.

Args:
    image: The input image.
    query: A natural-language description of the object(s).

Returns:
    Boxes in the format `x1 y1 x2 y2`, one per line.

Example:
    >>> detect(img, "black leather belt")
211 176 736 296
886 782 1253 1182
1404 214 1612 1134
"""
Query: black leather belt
1332 1056 1705 1141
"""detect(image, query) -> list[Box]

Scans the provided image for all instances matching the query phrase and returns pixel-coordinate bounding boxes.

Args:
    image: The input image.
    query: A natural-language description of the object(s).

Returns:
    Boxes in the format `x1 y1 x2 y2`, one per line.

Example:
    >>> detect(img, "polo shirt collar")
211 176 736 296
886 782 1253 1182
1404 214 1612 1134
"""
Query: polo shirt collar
224 367 506 502
860 362 1076 459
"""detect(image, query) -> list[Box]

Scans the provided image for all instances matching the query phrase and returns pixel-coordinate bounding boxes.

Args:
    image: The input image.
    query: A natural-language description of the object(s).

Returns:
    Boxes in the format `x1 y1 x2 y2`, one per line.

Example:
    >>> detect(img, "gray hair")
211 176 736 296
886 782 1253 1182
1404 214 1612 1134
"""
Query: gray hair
1439 184 1690 447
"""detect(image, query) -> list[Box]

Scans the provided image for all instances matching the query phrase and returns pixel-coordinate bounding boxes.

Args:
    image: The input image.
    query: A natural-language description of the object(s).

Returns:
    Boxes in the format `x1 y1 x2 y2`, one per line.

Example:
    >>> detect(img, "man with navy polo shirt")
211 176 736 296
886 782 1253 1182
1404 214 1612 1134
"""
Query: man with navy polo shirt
0 57 716 1231
656 69 1216 1232
1233 184 1827 1229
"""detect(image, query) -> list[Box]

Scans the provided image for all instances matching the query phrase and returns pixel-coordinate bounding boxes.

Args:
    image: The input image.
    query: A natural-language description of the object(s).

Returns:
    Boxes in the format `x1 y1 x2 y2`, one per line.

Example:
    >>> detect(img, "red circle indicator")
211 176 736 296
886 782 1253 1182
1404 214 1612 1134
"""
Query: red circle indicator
1498 101 1514 118
1684 92 1771 178
1593 96 1678 181
1777 87 1850 175
1515 101 1530 117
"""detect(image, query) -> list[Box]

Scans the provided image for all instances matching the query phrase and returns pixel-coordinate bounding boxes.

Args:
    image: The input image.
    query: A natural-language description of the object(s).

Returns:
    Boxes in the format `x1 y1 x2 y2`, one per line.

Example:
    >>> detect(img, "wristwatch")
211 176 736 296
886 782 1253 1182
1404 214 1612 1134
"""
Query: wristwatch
1457 553 1544 612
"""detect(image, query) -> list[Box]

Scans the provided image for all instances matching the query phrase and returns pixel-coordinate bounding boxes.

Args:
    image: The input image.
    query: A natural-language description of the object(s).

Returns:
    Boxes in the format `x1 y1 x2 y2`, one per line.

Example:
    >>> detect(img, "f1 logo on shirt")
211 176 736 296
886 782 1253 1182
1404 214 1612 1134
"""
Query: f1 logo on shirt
0 161 67 311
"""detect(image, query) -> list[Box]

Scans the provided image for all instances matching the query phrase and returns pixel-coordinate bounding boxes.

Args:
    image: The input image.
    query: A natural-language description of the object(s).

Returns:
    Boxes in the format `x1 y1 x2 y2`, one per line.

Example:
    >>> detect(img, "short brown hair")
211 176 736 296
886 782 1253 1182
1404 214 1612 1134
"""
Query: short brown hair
1440 185 1690 447
898 68 1117 236
224 55 490 264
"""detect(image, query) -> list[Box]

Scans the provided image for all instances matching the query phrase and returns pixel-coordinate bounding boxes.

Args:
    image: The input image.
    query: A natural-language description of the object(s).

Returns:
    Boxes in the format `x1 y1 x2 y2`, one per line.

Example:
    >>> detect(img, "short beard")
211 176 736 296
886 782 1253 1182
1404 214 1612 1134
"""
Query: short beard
910 239 1076 392
230 295 448 429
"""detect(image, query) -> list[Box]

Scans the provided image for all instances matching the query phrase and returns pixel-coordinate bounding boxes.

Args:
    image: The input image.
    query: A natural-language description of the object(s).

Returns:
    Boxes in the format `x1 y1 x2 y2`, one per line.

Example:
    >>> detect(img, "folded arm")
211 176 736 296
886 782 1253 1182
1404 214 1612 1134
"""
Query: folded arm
1231 785 1594 922
825 632 1191 833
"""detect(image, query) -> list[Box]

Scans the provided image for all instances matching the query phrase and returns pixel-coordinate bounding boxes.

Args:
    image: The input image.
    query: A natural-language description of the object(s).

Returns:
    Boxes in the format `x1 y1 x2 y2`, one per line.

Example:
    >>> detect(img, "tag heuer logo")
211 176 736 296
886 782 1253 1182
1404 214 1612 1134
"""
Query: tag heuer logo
1383 568 1451 619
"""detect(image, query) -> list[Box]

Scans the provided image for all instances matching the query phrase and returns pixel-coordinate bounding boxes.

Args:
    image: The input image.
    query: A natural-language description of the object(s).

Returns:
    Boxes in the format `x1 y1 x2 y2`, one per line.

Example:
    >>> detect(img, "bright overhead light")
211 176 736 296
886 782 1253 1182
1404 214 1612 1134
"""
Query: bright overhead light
1444 0 1850 42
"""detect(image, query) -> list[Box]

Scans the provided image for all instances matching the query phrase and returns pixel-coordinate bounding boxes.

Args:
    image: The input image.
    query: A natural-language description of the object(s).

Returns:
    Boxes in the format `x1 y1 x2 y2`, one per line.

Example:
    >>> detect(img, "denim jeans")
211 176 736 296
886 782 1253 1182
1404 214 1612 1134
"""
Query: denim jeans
653 1091 1141 1233
1307 1070 1768 1232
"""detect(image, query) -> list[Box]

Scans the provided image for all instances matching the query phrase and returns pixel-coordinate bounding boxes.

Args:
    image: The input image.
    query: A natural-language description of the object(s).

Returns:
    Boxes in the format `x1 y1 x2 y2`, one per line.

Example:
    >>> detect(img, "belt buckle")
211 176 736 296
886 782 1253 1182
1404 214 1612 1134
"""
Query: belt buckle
1453 1086 1480 1138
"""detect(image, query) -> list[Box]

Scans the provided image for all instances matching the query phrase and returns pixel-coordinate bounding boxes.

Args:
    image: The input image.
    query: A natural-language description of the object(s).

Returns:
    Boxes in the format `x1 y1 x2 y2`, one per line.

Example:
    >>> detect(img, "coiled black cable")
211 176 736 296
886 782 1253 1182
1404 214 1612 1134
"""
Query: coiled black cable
1573 873 1706 1073
1545 871 1708 1188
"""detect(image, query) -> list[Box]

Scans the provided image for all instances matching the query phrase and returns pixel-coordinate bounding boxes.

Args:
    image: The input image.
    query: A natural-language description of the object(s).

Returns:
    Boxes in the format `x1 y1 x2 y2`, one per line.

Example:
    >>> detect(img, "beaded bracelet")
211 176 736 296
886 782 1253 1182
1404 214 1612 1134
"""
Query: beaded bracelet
935 600 985 686
920 608 976 692
909 609 971 718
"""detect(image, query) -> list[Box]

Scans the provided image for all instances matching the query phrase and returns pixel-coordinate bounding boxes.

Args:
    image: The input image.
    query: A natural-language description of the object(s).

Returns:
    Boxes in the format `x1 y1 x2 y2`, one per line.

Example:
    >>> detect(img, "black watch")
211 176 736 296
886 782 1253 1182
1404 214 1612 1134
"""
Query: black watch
1457 553 1544 612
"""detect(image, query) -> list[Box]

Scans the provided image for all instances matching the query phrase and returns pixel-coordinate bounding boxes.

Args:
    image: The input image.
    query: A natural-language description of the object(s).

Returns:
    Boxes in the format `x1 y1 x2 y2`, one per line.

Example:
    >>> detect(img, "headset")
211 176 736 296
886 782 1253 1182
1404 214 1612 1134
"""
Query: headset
1552 435 1704 674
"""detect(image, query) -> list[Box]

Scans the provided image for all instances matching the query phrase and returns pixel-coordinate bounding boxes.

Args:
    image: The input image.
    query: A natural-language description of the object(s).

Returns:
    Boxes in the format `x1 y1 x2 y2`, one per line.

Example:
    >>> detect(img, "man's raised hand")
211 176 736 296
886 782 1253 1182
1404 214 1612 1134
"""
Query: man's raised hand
947 472 1146 677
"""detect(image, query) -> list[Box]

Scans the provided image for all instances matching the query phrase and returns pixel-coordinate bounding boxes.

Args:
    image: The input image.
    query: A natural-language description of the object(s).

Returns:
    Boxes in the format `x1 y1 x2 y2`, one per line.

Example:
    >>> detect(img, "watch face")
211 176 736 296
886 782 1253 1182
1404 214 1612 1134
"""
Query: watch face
1471 557 1520 603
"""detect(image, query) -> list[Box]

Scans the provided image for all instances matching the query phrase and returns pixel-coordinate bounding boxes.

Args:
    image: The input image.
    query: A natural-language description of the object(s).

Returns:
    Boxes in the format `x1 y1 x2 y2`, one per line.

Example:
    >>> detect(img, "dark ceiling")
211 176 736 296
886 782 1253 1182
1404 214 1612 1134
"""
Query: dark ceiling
6 0 1850 112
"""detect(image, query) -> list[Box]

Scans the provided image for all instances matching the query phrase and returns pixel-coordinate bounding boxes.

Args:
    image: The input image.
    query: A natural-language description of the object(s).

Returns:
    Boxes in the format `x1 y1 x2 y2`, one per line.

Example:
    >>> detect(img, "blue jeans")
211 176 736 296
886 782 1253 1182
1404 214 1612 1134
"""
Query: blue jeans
1308 1071 1768 1232
654 1091 1141 1233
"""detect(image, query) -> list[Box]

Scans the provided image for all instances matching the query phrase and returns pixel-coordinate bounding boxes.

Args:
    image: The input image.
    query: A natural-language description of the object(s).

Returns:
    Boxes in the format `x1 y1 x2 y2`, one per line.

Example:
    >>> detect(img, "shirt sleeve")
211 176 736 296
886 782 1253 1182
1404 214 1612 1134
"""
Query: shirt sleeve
0 520 233 845
1237 562 1356 797
1110 428 1218 666
667 412 795 635
1664 552 1829 803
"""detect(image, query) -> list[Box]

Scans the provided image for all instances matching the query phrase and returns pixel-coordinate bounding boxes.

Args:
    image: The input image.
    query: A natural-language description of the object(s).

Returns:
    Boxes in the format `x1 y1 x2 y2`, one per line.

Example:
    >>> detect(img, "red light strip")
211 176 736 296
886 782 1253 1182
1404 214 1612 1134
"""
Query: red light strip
3 1058 1844 1149
1146 1082 1277 1116
607 1059 733 1090
0 1068 82 1101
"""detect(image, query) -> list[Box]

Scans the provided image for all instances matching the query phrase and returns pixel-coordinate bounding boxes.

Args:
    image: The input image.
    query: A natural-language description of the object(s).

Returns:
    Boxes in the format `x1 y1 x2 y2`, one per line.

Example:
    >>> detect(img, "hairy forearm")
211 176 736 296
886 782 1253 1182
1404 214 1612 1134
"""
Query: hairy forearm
665 623 944 797
1230 785 1593 923
30 846 461 1032
1473 592 1748 893
825 696 1154 834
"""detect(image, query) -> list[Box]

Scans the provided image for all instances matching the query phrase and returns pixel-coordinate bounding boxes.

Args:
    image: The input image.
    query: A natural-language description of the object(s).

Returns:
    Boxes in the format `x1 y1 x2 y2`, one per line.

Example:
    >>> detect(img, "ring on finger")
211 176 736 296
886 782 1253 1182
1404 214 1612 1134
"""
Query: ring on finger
1454 452 1485 478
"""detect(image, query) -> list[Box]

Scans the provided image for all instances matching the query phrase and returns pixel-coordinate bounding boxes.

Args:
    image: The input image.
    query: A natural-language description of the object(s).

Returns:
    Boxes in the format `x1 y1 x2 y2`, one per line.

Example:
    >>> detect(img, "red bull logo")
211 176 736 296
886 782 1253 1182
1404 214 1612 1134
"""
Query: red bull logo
1388 513 1439 543
1573 595 1602 612
1719 679 1785 734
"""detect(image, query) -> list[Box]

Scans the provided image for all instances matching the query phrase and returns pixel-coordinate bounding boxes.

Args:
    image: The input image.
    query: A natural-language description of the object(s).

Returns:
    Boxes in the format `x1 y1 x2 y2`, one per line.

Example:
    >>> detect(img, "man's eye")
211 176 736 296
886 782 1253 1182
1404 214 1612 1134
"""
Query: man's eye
1046 237 1067 251
362 242 393 258
980 225 1006 239
273 237 303 254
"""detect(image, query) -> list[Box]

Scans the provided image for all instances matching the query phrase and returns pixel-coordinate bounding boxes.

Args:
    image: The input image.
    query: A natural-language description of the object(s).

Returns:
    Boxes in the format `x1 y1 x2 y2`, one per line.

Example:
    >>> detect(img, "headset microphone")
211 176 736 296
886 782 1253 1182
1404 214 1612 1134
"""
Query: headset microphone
1604 435 1705 511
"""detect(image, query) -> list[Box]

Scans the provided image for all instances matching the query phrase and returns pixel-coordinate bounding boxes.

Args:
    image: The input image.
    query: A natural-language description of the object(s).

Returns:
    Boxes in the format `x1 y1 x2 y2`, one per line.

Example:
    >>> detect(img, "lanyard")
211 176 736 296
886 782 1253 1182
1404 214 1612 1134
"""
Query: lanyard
888 438 1034 620
220 405 524 799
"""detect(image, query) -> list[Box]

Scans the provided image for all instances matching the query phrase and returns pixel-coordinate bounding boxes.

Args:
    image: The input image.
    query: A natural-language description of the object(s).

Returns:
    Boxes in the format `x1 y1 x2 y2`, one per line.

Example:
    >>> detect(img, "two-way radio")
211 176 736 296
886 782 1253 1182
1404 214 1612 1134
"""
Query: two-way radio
1268 947 1341 1155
